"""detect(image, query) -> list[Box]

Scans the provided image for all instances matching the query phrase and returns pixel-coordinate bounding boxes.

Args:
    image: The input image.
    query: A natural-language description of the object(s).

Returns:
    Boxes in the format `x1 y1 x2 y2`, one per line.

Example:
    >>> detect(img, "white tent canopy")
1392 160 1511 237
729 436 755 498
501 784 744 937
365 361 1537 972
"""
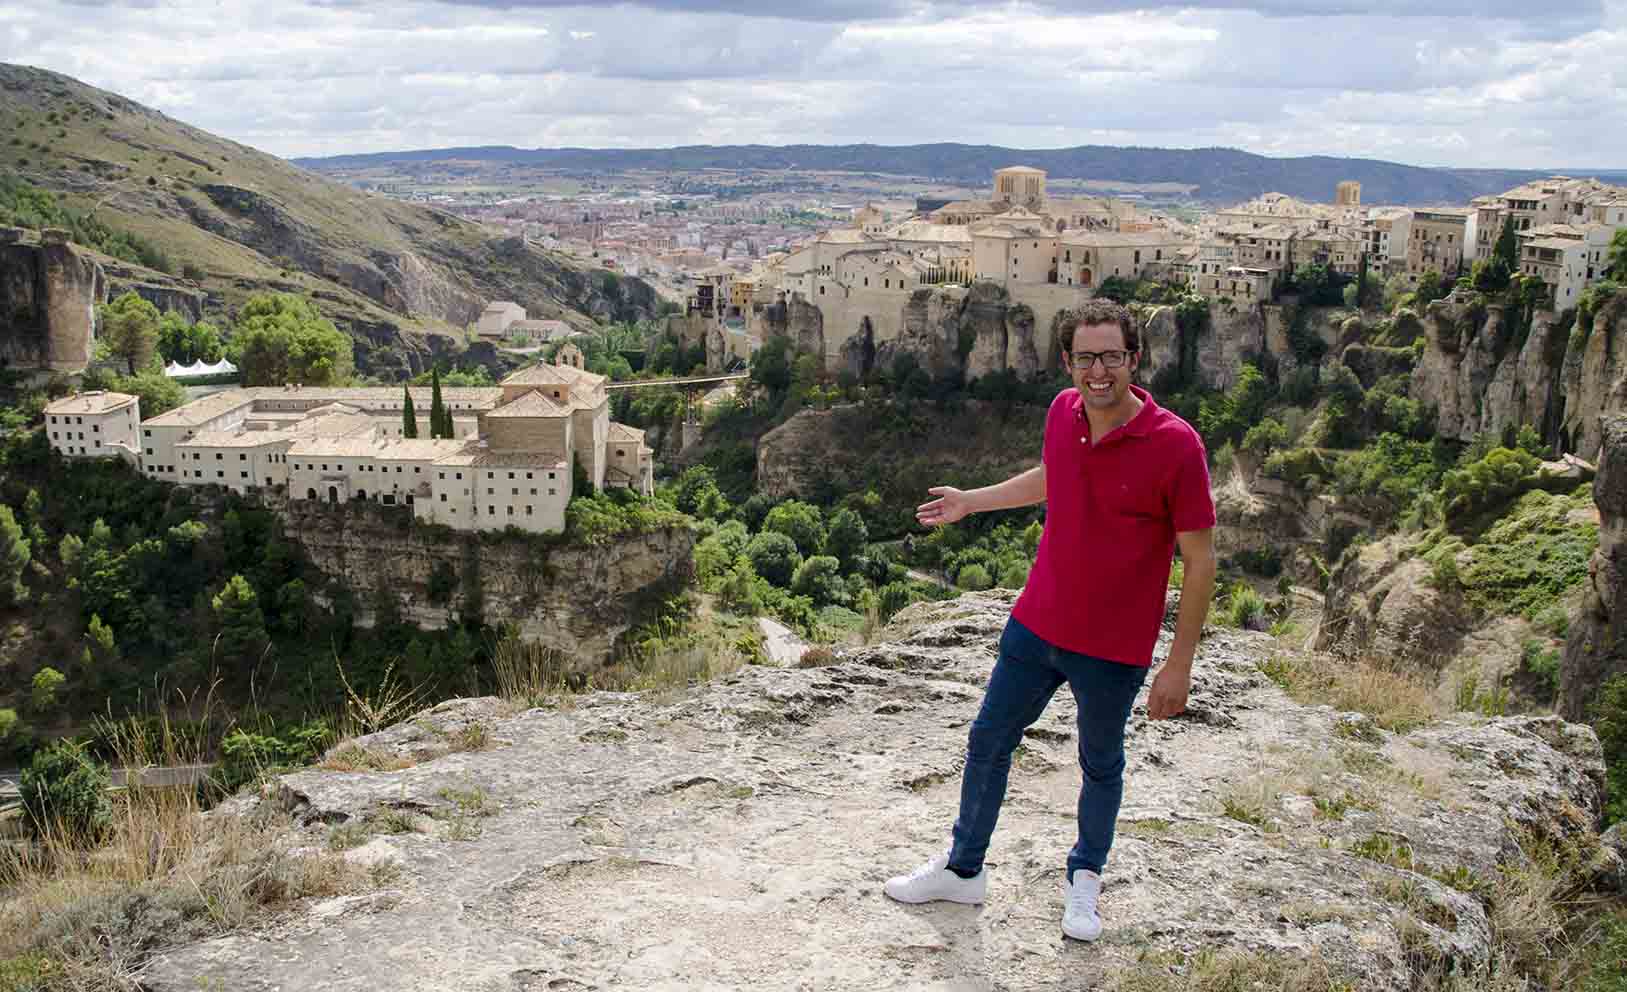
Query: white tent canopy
164 358 239 378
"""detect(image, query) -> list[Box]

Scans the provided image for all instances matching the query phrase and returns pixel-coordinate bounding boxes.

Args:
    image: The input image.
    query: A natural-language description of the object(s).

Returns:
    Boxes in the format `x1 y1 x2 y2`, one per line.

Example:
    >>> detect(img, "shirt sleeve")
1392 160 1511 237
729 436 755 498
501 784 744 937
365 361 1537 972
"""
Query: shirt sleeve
1169 430 1217 533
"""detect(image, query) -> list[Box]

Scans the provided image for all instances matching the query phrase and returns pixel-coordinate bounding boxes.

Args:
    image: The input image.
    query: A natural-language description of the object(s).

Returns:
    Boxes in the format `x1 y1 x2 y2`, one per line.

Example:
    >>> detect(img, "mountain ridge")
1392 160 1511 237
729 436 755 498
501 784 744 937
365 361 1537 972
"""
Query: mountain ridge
295 142 1627 206
0 63 659 380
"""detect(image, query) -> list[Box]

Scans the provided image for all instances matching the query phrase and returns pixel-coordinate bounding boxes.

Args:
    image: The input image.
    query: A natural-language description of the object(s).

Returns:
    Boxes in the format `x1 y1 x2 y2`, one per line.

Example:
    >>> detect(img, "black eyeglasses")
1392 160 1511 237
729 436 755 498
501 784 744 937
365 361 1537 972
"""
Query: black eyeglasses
1067 350 1132 370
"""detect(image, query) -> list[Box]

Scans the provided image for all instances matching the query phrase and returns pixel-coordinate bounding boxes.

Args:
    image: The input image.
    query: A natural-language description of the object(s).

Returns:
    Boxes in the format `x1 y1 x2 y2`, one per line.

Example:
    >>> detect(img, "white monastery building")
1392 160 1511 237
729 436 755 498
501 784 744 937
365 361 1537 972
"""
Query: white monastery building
46 354 654 536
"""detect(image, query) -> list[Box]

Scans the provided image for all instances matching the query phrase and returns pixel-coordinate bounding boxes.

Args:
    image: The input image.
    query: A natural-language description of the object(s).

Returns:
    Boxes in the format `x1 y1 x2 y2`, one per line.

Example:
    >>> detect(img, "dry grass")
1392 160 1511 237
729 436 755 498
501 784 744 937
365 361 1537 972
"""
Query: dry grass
490 628 750 710
1111 948 1354 992
316 744 416 774
0 709 372 989
1259 648 1442 733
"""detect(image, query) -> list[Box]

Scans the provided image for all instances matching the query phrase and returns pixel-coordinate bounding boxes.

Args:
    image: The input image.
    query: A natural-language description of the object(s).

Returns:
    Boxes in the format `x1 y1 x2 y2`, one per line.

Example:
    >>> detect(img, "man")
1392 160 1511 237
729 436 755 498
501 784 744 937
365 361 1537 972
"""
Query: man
883 298 1218 942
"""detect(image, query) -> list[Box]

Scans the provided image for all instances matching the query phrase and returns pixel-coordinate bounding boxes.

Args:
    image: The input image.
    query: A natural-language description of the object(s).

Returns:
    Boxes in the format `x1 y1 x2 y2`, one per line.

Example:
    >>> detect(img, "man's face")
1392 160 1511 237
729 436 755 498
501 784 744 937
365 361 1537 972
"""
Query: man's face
1065 321 1138 412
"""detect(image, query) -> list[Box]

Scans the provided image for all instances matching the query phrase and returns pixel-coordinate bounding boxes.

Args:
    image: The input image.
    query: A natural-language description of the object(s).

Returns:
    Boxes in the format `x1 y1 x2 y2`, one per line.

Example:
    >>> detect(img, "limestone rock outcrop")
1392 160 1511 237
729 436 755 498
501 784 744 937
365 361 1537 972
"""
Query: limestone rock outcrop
877 286 968 381
1317 535 1474 670
759 295 827 371
1562 290 1627 460
837 317 875 381
0 227 104 371
1563 413 1627 721
278 501 694 666
1411 291 1569 450
140 592 1609 992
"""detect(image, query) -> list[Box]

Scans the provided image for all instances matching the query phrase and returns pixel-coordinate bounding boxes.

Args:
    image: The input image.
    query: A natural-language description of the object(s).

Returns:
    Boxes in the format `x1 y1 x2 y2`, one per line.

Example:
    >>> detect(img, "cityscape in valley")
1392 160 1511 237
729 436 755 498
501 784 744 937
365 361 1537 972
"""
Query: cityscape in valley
3 1 1627 981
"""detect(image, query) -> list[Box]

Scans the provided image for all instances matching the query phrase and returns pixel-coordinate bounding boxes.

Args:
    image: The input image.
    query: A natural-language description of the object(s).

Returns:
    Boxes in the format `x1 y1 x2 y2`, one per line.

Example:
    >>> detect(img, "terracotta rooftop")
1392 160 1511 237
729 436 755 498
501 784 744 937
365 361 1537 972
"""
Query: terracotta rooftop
487 392 571 419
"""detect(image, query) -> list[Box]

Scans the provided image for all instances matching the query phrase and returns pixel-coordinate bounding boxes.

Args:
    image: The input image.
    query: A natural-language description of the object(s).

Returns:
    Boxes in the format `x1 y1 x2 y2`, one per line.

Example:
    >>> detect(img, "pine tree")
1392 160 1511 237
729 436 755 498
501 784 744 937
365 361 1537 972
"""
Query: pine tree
1494 216 1518 272
403 386 418 439
0 505 30 607
211 574 268 666
429 368 447 439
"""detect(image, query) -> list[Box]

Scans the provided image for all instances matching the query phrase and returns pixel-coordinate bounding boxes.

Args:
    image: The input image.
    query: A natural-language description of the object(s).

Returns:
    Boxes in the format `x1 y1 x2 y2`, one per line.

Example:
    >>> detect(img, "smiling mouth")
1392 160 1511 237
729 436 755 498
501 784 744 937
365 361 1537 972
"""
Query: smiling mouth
1086 381 1114 394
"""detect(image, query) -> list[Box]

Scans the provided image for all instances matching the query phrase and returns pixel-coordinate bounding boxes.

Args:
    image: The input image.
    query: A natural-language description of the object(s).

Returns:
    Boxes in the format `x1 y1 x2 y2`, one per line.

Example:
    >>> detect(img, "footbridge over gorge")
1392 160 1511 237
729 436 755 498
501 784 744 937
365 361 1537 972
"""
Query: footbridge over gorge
604 372 750 444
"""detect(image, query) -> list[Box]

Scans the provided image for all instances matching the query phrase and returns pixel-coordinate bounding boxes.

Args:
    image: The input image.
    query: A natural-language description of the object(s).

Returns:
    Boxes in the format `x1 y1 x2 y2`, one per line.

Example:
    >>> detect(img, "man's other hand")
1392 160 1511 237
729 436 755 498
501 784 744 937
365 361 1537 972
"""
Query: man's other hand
1146 665 1191 720
917 487 970 527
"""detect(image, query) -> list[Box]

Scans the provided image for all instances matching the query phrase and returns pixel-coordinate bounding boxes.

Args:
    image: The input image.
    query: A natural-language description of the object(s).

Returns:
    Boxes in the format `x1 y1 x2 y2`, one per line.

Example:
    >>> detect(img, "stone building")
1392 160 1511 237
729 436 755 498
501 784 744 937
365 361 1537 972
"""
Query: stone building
477 301 527 338
119 354 652 535
44 390 140 460
1518 223 1617 310
1405 209 1469 283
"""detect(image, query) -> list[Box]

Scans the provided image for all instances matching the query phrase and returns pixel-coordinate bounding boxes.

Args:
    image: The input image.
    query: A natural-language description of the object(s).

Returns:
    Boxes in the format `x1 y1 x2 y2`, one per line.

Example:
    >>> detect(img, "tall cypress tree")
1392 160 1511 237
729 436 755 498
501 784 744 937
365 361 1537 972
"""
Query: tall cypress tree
1494 216 1518 271
403 386 419 439
429 368 447 440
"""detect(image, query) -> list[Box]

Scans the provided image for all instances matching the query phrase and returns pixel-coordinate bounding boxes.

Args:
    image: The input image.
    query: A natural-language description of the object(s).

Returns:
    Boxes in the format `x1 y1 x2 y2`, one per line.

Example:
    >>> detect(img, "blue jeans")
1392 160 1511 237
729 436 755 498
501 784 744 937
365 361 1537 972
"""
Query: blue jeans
948 616 1147 879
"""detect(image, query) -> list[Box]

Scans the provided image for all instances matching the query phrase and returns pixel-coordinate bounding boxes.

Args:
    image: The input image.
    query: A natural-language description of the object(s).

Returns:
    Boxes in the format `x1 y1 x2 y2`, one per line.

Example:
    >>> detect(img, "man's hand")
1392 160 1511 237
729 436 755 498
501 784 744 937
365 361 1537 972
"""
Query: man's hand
1146 664 1191 720
917 486 971 527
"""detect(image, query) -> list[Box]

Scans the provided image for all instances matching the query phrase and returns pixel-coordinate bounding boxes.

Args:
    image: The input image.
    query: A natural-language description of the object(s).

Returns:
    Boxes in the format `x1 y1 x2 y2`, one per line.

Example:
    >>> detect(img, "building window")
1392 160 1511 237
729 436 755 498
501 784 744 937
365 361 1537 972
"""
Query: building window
530 488 537 496
487 506 495 516
216 453 222 460
526 472 533 479
507 506 514 516
548 472 556 480
488 472 495 479
216 471 223 478
526 505 533 516
487 488 494 496
549 488 557 496
508 472 515 479
143 429 150 437
439 472 445 479
440 494 447 503
146 448 153 456
241 472 248 479
240 453 247 461
456 472 462 479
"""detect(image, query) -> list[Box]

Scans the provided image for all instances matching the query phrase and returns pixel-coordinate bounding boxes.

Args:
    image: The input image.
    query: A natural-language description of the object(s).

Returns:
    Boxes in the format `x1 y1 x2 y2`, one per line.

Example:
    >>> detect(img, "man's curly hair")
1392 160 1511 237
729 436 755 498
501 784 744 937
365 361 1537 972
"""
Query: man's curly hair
1056 299 1139 355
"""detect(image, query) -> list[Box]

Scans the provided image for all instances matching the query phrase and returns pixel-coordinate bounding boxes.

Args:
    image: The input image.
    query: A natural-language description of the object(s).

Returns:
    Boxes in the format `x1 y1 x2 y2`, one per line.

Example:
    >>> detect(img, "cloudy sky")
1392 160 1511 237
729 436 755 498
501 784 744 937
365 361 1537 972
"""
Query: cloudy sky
2 0 1624 167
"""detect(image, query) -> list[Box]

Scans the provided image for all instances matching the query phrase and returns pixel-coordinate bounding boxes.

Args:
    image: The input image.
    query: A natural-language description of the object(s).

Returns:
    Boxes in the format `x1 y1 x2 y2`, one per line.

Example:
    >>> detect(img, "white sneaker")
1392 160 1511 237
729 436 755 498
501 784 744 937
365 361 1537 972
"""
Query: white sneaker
883 852 986 905
1062 870 1103 941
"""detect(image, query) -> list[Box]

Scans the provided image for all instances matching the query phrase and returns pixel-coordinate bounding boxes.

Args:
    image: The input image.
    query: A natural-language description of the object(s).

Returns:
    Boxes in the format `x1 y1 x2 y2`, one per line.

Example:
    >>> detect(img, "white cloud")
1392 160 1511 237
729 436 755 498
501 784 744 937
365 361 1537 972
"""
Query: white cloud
0 0 1623 168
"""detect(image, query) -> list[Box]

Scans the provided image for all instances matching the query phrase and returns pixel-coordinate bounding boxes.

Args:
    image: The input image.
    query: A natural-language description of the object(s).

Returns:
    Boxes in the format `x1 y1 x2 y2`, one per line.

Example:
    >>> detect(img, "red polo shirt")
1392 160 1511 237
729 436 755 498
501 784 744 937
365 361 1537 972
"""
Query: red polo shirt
1011 385 1215 667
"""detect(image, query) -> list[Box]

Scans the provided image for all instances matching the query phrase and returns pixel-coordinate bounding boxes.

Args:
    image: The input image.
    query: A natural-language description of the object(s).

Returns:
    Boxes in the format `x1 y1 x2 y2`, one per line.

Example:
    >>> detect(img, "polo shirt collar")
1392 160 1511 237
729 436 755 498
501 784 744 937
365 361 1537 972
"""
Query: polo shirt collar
1071 384 1159 439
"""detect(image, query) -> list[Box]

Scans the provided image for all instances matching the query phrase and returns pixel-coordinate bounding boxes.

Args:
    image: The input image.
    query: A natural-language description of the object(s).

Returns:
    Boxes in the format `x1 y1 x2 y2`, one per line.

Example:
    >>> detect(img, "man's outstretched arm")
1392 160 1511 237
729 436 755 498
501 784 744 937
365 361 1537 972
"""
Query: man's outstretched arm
916 464 1045 528
1148 528 1217 720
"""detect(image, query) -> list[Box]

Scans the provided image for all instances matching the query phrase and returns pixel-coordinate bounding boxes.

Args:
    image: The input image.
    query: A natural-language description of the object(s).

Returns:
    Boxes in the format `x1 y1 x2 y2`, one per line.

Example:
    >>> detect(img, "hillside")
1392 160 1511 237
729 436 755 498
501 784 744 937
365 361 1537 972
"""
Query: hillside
0 64 659 377
296 142 1627 206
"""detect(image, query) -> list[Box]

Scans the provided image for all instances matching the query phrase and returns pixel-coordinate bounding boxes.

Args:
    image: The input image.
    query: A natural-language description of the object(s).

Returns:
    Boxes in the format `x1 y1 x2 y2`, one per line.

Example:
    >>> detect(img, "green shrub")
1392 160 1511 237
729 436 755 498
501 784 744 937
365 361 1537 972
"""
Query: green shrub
18 739 112 844
746 531 802 587
214 721 332 795
1595 675 1627 827
1219 581 1268 630
1519 638 1562 704
956 562 993 591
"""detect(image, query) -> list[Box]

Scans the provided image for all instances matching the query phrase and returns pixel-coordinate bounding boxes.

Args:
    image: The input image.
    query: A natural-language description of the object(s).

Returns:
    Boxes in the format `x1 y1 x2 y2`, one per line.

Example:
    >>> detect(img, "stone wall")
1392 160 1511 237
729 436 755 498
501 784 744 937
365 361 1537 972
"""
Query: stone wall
0 228 105 372
278 500 695 666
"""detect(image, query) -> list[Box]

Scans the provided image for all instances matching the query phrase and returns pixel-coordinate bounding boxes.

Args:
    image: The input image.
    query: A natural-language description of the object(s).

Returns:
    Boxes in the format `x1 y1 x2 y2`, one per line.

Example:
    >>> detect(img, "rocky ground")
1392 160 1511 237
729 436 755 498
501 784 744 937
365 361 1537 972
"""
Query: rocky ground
140 592 1615 991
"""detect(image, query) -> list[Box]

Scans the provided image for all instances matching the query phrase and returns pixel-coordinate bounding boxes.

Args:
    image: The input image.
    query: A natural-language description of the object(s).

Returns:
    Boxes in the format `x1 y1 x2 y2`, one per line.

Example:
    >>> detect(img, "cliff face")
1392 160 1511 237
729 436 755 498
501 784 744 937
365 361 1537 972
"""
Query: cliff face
1563 413 1627 721
754 402 1048 505
278 502 695 665
0 228 104 372
142 592 1615 992
1410 293 1569 449
1562 291 1627 460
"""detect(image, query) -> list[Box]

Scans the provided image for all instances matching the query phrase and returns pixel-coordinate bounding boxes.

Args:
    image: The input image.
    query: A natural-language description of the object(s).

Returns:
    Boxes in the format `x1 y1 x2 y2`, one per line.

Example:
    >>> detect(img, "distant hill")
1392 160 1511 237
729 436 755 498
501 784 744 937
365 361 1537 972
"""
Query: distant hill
0 64 659 379
296 143 1627 207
